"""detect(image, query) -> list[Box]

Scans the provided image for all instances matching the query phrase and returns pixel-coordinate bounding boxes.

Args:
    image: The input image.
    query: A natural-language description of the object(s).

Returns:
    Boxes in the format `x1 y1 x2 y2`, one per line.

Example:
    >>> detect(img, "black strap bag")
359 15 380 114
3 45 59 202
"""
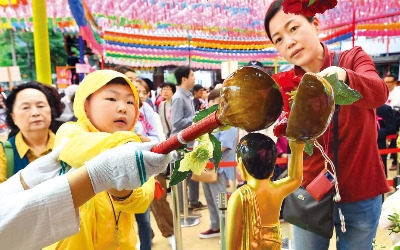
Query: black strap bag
283 52 342 239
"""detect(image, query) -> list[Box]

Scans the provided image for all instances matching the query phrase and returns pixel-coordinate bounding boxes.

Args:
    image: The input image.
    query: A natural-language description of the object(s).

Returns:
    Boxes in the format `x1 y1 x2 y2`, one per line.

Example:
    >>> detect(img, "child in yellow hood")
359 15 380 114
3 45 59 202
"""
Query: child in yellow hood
45 70 168 250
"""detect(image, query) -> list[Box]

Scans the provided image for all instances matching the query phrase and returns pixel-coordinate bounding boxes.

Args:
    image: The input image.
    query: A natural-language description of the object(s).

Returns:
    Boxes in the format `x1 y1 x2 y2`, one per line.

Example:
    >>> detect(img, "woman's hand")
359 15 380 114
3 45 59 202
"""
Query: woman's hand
317 66 347 83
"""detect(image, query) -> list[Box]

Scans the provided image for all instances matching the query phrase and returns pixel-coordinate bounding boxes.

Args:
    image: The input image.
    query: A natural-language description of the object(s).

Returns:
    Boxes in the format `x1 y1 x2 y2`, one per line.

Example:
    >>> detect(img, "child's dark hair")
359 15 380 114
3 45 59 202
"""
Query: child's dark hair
86 77 130 102
264 0 314 42
160 82 176 94
108 77 142 107
207 88 221 102
5 81 64 133
236 133 277 180
174 66 191 85
107 77 130 86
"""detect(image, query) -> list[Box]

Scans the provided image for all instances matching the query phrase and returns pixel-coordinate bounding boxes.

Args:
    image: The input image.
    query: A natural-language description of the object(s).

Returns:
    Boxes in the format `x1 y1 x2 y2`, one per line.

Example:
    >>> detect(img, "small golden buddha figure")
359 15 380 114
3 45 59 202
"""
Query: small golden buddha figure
226 133 305 250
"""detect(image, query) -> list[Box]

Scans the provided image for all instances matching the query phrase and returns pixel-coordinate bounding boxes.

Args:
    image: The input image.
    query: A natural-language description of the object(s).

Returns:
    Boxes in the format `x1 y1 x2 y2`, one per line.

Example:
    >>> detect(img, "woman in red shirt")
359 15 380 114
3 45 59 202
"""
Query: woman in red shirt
264 1 390 249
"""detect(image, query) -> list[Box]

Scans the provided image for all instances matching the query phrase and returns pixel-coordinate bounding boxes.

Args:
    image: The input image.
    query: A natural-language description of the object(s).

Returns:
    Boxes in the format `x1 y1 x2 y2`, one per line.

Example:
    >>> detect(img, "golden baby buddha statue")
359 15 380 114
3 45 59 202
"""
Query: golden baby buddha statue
226 133 305 249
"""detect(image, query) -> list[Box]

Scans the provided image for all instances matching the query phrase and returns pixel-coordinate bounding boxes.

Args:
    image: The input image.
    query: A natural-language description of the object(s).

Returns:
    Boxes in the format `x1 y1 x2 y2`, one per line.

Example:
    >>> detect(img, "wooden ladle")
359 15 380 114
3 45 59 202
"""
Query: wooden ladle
151 66 283 154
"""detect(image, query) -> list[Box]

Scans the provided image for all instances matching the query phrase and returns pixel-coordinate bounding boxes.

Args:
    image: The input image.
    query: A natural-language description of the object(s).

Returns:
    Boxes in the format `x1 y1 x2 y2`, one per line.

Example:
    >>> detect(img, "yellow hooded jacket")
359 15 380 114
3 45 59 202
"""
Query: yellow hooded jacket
45 70 155 250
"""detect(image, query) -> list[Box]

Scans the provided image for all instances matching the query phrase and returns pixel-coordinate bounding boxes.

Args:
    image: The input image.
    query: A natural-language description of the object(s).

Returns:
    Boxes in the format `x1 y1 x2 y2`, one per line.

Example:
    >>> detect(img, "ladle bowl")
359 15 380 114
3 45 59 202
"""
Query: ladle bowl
152 66 283 154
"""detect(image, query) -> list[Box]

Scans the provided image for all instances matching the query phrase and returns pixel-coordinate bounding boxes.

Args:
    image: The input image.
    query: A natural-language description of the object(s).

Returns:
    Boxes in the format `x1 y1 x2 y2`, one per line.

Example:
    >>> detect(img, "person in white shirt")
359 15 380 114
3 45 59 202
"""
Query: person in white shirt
58 85 79 122
158 82 176 139
385 73 400 108
384 73 400 171
0 141 172 250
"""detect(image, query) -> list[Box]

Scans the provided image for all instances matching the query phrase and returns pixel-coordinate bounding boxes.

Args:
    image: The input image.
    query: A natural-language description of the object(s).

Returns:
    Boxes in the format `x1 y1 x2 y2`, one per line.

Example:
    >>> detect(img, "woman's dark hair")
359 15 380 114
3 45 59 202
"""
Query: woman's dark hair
137 78 152 98
207 88 221 102
160 82 176 94
136 78 149 91
236 133 277 180
141 78 154 91
113 65 136 75
5 81 65 135
264 0 314 42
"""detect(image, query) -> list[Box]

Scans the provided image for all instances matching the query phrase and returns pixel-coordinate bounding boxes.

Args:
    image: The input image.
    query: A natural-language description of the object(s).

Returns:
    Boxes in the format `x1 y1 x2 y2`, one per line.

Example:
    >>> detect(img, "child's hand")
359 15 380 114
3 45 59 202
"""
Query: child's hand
279 153 288 159
136 133 151 142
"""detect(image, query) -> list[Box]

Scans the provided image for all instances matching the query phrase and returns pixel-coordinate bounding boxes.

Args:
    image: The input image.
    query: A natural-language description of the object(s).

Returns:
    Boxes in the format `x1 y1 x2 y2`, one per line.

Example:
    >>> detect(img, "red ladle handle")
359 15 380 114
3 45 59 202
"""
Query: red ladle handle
151 111 222 154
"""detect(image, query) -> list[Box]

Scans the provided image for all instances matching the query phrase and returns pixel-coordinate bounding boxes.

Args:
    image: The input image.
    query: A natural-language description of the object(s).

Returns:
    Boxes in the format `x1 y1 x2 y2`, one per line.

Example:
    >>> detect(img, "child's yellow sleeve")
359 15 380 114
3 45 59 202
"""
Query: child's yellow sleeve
55 122 141 168
114 176 155 214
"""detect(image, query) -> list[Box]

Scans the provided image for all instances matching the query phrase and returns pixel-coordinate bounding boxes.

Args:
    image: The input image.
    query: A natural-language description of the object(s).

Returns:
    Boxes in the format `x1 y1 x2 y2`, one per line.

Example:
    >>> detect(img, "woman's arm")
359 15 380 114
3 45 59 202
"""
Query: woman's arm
341 47 388 108
0 175 79 250
0 141 173 249
318 47 388 109
0 172 26 196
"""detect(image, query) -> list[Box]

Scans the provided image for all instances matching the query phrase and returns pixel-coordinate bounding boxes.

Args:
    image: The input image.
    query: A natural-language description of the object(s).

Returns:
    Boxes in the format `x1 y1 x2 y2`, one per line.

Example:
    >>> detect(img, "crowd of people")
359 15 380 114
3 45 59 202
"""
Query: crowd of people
1 0 399 249
0 64 236 250
0 76 173 249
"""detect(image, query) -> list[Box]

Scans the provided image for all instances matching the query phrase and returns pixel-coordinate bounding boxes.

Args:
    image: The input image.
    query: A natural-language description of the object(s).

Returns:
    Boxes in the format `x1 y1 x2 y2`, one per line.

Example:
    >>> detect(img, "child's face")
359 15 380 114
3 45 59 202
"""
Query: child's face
84 83 136 133
208 97 220 107
201 90 208 100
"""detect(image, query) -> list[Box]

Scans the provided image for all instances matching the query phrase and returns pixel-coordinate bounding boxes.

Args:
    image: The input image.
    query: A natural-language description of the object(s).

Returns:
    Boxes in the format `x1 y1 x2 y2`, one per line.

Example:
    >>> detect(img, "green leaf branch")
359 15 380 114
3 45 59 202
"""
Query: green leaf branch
324 73 363 105
169 105 223 187
193 104 218 122
168 160 189 186
388 212 400 235
372 211 400 249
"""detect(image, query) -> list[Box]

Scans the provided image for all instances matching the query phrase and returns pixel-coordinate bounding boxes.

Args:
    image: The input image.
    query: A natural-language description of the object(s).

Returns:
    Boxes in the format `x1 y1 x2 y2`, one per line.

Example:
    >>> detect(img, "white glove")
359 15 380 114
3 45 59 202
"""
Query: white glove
86 141 172 194
170 150 180 162
20 141 67 188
